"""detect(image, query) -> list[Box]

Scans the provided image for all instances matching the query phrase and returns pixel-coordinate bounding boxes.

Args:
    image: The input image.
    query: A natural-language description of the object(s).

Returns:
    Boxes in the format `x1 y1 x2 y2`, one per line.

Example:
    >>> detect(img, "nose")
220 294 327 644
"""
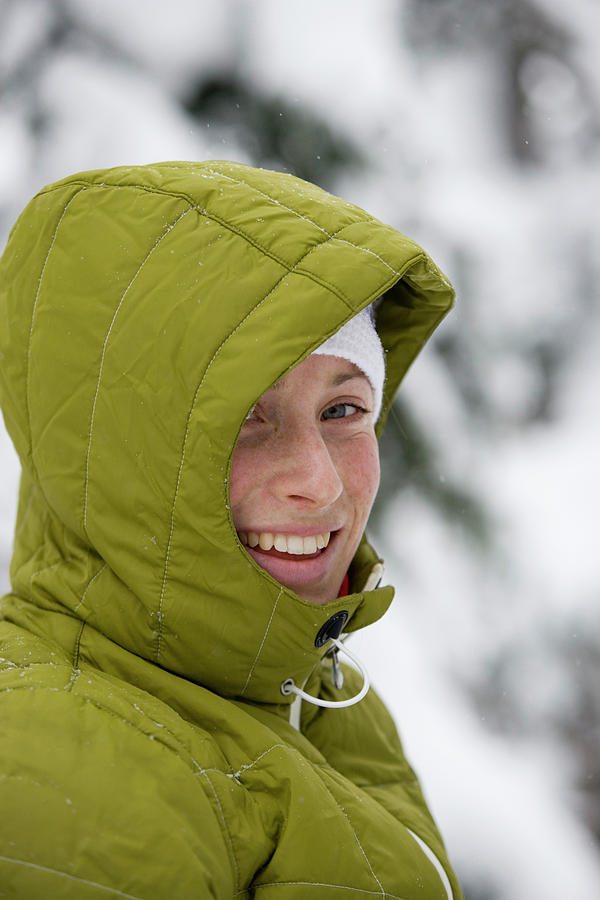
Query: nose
271 424 343 510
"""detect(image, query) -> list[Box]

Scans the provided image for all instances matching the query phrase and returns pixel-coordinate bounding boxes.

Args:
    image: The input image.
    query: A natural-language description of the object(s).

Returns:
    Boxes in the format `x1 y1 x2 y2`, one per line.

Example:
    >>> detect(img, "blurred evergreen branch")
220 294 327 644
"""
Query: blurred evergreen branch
560 624 600 851
373 395 492 548
466 613 600 851
401 0 599 165
182 72 362 187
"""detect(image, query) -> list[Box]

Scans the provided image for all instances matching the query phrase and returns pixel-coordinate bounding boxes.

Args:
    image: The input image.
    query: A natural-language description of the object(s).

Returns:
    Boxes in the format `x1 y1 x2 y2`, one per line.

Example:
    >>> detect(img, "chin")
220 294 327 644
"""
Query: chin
293 585 337 606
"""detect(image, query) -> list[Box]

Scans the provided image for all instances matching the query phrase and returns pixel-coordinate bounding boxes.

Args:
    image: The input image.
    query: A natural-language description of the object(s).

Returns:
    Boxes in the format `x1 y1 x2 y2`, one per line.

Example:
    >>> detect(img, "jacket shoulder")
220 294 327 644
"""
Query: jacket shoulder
0 624 267 898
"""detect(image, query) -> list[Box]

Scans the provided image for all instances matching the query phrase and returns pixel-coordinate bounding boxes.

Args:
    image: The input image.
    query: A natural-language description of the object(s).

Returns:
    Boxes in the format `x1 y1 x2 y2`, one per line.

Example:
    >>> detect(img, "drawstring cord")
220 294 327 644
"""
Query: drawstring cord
281 637 370 709
284 563 383 725
329 642 344 690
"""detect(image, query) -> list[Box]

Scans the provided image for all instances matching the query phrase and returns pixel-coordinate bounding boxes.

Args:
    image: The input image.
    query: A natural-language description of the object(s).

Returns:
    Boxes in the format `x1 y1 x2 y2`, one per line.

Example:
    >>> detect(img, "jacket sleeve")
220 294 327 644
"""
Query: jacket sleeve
0 681 236 899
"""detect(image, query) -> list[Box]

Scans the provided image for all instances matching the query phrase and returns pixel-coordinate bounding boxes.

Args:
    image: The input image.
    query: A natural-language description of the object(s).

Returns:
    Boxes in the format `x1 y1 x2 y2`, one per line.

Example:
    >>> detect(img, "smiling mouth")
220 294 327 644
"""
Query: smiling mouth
237 530 333 558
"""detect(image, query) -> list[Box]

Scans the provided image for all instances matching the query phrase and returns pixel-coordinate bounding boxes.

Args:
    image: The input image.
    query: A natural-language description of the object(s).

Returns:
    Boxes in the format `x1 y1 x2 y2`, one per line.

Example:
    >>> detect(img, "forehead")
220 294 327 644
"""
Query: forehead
270 355 370 394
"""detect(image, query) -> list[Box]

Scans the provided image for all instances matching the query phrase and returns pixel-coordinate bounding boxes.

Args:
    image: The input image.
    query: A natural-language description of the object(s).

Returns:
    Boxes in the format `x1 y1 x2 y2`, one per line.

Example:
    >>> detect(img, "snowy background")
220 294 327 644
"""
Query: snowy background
1 1 599 896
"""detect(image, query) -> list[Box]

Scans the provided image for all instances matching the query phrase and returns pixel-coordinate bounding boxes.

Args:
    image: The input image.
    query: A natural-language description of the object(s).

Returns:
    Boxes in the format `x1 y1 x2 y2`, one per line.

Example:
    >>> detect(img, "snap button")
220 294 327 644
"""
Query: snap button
314 610 349 648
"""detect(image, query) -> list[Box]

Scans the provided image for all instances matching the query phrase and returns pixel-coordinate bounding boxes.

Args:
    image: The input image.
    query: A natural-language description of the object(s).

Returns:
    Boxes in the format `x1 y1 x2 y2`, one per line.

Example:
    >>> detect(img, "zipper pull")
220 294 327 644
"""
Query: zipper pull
330 646 344 690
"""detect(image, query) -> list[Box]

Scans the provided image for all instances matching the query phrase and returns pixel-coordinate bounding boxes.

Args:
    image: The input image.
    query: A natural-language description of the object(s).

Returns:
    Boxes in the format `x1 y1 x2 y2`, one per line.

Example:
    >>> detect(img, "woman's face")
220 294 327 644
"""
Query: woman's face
230 354 380 605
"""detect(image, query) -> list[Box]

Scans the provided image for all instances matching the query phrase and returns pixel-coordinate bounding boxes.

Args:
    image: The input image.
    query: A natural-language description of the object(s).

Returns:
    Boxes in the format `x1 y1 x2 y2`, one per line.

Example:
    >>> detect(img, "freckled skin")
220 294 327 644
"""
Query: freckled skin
230 355 380 605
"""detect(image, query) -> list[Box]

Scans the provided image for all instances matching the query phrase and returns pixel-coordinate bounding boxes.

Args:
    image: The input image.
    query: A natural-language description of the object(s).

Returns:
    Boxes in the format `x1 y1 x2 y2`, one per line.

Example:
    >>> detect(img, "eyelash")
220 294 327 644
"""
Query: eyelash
244 401 370 425
321 402 368 421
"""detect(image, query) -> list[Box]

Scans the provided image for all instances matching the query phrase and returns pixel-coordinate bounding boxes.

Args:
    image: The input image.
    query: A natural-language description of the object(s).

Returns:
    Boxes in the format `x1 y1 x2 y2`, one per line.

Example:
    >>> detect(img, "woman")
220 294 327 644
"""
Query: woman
0 161 461 898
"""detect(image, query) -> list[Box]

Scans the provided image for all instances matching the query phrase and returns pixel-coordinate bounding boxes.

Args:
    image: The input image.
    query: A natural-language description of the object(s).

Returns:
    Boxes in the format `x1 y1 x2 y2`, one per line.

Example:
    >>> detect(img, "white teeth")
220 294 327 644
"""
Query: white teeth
287 535 304 555
303 536 317 554
239 530 332 555
259 532 274 551
274 535 287 552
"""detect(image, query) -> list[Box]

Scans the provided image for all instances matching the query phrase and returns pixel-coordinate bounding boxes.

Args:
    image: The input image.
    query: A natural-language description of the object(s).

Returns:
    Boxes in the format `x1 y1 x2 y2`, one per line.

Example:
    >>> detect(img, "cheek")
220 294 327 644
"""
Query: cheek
344 436 380 514
229 445 254 509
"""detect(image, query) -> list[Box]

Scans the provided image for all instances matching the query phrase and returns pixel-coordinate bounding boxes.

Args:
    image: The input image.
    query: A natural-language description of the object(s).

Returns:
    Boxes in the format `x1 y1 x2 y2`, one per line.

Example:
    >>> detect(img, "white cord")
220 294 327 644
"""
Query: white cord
281 638 370 709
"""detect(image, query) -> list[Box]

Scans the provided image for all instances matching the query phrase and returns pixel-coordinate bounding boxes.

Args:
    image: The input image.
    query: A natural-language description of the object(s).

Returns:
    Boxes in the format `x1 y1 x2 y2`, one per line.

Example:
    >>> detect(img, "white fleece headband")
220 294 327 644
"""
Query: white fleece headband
312 306 385 421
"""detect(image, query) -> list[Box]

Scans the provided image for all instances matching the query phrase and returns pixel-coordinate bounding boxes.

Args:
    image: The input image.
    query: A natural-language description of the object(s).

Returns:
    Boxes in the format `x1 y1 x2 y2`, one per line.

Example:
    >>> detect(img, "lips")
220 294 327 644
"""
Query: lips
236 528 345 600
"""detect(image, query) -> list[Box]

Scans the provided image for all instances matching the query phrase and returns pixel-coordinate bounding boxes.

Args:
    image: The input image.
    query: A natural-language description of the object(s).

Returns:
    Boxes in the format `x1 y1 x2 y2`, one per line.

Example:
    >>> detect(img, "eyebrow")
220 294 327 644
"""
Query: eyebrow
271 370 369 391
331 371 370 387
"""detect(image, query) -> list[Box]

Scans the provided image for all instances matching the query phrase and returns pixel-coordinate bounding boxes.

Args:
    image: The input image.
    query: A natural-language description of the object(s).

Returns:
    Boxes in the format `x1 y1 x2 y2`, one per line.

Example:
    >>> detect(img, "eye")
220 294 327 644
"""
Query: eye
240 404 266 432
321 402 365 420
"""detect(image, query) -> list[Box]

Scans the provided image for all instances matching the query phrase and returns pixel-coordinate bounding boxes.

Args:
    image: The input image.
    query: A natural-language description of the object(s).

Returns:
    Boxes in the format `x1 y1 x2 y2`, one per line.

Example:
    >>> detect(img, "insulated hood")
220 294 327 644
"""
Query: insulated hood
0 161 454 704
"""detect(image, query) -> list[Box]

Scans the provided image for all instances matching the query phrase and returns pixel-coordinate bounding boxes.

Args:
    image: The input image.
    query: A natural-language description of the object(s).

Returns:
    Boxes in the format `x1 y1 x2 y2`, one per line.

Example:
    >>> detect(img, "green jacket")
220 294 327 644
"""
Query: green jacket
0 162 461 899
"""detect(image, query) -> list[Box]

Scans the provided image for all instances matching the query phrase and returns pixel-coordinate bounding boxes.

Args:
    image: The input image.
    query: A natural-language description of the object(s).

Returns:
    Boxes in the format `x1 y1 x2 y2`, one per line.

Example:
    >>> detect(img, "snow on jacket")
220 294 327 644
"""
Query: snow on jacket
0 161 462 899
